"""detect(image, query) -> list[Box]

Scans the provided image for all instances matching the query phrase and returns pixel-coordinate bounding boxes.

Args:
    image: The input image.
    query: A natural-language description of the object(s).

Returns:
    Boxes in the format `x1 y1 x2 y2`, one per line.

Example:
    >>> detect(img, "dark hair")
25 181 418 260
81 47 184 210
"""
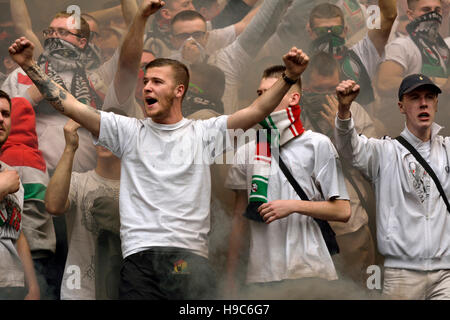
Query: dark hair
52 12 91 42
190 62 225 101
304 51 339 82
309 3 345 28
262 65 302 90
0 90 12 110
193 0 217 10
145 58 190 99
171 10 207 30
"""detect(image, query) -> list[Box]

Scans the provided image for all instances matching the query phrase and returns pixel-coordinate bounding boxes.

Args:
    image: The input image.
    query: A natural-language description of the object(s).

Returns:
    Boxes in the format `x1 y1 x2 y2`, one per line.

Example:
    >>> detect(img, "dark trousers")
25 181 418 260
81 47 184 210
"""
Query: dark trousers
119 247 217 300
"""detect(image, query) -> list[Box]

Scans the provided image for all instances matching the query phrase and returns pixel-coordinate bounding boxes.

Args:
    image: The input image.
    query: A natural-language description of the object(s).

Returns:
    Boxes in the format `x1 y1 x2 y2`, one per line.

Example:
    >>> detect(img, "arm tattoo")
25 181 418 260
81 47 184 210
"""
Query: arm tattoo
23 62 67 113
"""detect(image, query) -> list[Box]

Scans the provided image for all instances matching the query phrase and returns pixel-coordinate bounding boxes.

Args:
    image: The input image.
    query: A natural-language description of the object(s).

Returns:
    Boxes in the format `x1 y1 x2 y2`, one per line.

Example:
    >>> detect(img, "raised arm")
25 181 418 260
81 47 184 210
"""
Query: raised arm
227 47 309 130
114 0 164 105
10 0 44 57
9 37 101 137
45 120 80 216
121 0 140 27
368 0 398 56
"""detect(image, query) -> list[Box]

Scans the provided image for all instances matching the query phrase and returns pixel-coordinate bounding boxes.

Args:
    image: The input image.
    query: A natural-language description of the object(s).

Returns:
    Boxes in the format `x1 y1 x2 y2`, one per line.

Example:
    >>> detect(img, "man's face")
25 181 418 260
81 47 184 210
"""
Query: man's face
136 51 156 101
142 66 181 120
399 87 438 133
86 19 101 48
171 18 208 64
0 98 11 148
309 17 346 40
47 17 87 49
407 0 442 20
305 68 340 93
257 77 293 112
166 0 195 19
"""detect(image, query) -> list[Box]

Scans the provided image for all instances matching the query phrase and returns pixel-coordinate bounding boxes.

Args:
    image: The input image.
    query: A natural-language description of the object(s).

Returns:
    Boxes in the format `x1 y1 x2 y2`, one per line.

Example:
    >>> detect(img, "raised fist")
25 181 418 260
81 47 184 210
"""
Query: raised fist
336 80 360 119
141 0 165 18
8 37 35 68
282 47 309 80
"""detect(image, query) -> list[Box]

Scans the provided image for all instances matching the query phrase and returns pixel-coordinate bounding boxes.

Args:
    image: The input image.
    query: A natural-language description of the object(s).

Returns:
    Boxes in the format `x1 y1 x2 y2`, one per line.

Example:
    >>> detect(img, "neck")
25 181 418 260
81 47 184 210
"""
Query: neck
407 124 432 142
95 157 121 180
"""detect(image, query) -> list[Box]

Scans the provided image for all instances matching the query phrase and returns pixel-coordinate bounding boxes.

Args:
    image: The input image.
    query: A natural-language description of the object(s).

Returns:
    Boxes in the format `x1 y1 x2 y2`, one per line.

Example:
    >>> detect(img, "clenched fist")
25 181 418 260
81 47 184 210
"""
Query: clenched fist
336 80 360 120
140 0 165 18
282 47 310 81
9 37 35 68
0 169 20 199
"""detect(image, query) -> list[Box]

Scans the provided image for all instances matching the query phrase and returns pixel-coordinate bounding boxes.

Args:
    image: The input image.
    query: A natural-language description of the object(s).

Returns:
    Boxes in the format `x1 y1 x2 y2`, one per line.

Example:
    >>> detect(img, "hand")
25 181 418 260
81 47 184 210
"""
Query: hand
8 37 35 68
336 80 360 119
0 169 20 195
320 94 339 128
140 0 165 18
63 119 81 152
282 47 309 80
258 200 297 224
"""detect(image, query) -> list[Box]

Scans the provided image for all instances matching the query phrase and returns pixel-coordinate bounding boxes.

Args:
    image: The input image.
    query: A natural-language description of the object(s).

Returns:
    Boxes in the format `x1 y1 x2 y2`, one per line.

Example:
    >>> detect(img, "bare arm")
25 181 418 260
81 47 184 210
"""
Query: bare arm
114 0 164 105
121 0 140 27
10 0 44 57
9 37 101 137
227 47 309 130
0 169 20 201
224 190 249 298
88 5 123 26
376 60 405 95
17 232 40 300
368 0 398 56
258 199 350 224
45 120 80 216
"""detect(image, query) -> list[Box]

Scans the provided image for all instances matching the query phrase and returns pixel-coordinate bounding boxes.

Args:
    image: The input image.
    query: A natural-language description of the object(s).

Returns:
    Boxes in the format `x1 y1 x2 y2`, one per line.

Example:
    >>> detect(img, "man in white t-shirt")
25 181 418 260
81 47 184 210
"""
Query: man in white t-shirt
8 0 310 300
224 64 350 299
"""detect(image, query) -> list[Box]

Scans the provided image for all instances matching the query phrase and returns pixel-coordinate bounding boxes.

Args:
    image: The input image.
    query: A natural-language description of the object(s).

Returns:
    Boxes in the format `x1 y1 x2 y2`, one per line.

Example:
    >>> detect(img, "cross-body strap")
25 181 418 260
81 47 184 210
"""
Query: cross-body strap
395 135 450 214
277 156 340 255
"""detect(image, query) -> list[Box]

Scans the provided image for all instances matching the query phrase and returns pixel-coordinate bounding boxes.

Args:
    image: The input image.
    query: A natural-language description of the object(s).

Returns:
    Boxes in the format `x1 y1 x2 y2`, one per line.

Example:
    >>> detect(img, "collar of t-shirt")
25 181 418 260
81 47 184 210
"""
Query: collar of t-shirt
147 117 190 131
401 122 442 158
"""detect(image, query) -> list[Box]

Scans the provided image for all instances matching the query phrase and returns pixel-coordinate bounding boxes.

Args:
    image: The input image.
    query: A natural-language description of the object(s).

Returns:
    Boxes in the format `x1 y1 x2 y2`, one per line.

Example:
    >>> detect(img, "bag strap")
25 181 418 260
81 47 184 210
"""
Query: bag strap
277 155 340 255
395 135 450 214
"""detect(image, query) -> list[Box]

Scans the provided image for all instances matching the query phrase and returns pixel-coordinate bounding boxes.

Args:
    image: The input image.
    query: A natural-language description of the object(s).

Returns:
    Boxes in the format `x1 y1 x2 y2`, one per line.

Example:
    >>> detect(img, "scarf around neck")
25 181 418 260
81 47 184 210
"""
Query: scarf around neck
244 105 305 222
406 11 450 78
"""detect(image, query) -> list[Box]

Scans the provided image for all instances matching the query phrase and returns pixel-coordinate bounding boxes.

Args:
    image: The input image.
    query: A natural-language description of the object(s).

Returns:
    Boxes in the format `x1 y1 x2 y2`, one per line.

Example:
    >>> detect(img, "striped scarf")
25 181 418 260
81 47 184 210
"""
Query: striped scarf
244 105 304 222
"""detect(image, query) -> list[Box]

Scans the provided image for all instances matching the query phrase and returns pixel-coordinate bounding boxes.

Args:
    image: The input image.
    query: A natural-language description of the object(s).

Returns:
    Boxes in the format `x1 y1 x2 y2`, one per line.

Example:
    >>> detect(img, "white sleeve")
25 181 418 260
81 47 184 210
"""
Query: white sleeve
351 35 383 81
206 25 236 56
94 111 140 158
225 145 250 191
383 37 417 72
334 116 385 182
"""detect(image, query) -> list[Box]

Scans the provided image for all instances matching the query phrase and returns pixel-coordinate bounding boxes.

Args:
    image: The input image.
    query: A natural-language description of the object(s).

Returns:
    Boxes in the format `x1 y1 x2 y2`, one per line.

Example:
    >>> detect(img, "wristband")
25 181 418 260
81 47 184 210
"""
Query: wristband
282 72 298 85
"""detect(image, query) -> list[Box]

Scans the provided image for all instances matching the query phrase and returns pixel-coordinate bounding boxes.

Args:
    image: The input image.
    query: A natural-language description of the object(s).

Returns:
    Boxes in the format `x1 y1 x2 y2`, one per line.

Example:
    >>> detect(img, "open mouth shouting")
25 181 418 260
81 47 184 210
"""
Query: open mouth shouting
145 97 158 107
418 112 430 121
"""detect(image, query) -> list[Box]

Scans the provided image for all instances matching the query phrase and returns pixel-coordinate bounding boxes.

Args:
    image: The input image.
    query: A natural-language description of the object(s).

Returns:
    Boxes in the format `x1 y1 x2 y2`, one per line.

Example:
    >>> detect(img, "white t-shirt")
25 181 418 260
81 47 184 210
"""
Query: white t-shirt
225 130 349 283
384 35 450 78
351 34 384 82
61 170 120 300
95 112 229 259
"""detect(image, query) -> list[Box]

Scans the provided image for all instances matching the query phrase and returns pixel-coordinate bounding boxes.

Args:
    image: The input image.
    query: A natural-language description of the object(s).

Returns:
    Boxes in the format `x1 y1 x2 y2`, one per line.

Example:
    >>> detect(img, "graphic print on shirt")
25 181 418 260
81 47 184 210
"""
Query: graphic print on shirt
0 194 22 238
408 161 431 203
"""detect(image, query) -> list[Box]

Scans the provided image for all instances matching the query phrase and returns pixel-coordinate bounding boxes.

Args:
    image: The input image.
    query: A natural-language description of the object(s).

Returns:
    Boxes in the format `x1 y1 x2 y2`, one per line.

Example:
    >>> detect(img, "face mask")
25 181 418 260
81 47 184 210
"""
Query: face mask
39 37 85 72
406 10 442 43
177 36 207 64
310 33 347 59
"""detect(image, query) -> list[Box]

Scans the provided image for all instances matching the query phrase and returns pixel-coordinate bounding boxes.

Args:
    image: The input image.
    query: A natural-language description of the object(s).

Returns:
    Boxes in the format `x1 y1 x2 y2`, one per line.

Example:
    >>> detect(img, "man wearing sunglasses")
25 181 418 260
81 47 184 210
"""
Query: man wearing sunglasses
307 1 397 107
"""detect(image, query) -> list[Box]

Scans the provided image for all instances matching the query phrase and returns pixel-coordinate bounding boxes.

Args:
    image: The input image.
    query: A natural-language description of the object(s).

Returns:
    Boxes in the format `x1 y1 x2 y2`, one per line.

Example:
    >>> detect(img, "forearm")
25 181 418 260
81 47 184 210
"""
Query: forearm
121 0 139 27
291 199 350 222
45 148 75 215
114 9 148 103
17 233 39 299
368 0 398 55
10 0 43 57
21 61 101 136
89 5 123 25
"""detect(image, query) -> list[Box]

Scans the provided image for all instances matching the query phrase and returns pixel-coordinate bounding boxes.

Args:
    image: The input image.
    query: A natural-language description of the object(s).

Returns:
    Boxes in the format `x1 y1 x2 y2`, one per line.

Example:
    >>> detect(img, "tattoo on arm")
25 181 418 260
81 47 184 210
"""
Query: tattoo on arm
23 63 67 113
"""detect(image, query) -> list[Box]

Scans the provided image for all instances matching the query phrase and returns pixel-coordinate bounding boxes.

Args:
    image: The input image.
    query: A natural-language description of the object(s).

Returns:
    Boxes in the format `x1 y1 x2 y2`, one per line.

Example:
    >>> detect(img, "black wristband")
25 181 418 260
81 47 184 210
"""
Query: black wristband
282 72 297 85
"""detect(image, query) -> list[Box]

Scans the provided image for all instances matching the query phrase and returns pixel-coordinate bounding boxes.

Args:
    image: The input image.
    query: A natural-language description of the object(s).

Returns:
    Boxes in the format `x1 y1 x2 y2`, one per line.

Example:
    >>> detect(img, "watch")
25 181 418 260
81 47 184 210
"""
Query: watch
282 72 297 85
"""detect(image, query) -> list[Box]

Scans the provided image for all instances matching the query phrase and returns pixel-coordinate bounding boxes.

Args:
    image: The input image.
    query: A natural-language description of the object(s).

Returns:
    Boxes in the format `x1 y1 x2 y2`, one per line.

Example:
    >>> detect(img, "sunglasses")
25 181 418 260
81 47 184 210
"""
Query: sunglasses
43 27 82 38
173 31 206 42
312 25 345 36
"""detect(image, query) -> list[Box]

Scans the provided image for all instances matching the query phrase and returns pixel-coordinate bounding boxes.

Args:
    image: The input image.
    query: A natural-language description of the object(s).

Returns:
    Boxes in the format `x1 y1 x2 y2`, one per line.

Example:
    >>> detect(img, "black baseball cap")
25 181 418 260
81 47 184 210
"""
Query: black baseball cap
398 74 442 100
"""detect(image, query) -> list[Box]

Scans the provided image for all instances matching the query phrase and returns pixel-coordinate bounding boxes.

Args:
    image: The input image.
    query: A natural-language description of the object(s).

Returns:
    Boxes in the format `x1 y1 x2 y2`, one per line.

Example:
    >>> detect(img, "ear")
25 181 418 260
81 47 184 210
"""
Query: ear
398 101 406 114
307 23 315 39
175 84 185 98
406 9 415 22
160 8 172 20
289 92 301 106
199 7 209 20
79 38 88 49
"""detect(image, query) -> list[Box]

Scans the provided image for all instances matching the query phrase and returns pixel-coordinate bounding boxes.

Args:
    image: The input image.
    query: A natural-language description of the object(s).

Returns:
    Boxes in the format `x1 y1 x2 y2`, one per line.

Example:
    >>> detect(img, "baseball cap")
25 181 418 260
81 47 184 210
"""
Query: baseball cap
398 74 442 100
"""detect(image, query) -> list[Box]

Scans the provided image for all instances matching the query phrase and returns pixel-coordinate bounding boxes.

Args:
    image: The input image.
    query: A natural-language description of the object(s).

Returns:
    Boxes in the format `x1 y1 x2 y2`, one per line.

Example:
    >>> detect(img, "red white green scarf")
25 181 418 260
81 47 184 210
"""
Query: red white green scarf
244 105 305 222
